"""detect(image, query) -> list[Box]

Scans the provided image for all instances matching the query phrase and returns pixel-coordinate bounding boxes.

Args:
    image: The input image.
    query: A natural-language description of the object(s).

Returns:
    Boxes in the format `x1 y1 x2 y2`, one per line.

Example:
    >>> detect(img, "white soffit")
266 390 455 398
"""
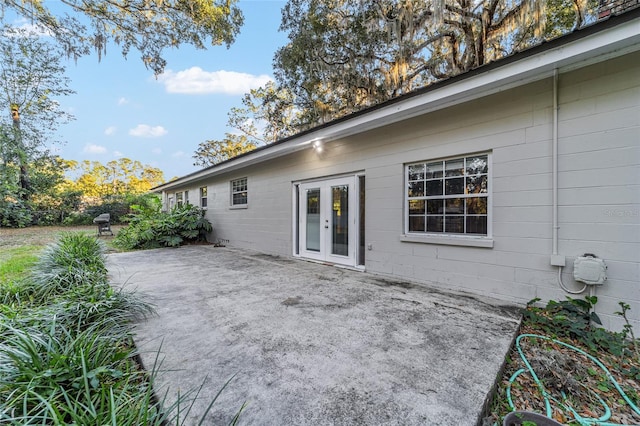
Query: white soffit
156 16 640 191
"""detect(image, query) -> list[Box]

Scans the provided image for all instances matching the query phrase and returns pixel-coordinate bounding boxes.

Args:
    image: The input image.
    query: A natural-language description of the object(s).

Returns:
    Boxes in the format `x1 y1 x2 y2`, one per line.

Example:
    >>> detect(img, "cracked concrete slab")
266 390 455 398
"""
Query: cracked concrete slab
107 246 521 425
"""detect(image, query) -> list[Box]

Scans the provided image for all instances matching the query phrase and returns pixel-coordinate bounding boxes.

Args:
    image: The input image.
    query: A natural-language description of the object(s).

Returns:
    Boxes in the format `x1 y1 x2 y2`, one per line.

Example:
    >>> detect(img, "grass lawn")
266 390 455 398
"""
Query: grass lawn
0 245 40 283
0 226 123 284
0 225 123 249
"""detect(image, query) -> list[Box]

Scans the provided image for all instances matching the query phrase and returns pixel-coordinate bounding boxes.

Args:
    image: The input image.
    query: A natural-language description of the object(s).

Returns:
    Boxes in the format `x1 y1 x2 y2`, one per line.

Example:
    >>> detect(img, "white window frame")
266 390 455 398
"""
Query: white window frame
200 186 208 209
175 191 183 208
401 152 493 248
230 177 248 208
184 190 189 205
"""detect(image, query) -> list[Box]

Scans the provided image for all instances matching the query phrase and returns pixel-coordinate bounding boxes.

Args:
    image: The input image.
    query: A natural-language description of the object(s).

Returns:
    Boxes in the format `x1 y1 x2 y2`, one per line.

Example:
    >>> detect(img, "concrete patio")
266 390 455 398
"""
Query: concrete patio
107 245 521 425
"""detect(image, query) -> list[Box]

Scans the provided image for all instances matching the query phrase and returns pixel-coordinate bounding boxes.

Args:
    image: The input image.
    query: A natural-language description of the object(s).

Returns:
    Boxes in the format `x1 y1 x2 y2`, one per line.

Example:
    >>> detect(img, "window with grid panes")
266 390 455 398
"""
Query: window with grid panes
231 177 248 206
200 186 208 208
406 154 489 236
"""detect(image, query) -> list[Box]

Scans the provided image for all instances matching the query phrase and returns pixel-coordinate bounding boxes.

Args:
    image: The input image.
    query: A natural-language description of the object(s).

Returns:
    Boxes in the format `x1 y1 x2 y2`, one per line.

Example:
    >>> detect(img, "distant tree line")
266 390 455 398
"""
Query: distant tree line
0 24 165 228
1 156 165 228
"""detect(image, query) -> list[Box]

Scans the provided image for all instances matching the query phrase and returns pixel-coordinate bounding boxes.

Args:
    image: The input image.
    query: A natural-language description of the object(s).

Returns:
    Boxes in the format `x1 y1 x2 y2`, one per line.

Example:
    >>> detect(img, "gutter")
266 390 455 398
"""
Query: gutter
152 10 640 193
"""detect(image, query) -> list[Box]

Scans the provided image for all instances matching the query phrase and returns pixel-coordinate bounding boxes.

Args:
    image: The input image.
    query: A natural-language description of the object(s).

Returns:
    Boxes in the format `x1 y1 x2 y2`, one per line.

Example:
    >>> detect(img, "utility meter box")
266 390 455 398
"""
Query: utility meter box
573 255 607 285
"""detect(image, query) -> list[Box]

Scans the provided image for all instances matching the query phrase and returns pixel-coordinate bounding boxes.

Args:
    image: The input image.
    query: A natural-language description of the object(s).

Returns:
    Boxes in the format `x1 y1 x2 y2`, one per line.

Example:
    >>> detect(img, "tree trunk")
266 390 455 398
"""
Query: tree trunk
11 104 30 201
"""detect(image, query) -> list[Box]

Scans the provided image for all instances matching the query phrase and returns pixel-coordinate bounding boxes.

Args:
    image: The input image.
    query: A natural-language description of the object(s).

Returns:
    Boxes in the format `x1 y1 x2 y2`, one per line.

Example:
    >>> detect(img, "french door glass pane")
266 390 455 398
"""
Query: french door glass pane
306 188 320 252
331 185 349 256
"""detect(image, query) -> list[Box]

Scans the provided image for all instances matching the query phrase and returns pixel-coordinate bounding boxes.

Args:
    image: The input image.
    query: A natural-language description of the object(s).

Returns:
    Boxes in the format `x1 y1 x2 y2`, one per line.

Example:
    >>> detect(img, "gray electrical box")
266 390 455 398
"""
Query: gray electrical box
573 255 607 285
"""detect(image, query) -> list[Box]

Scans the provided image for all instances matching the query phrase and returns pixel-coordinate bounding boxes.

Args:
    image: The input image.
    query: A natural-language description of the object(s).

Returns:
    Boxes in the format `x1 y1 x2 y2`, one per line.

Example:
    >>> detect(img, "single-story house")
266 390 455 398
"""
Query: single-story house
153 7 640 332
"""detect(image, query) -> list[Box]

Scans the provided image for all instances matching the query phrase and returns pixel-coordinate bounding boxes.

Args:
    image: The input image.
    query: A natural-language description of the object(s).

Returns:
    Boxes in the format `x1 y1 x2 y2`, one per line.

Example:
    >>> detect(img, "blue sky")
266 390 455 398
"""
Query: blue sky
21 0 289 180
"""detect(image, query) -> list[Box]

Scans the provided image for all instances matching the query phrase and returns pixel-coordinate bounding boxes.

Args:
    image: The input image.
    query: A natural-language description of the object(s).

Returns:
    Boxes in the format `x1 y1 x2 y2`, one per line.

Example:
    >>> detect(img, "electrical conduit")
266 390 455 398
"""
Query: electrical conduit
552 69 587 294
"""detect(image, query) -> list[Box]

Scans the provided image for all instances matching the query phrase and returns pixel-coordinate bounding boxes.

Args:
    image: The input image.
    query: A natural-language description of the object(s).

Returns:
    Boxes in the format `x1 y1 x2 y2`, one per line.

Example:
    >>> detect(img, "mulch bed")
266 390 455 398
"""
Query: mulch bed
487 323 640 425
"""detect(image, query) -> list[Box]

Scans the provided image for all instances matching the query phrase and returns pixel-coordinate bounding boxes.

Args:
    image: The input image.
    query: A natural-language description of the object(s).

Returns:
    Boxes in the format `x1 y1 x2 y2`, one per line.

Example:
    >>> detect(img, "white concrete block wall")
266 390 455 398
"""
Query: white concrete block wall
553 53 640 331
164 50 639 332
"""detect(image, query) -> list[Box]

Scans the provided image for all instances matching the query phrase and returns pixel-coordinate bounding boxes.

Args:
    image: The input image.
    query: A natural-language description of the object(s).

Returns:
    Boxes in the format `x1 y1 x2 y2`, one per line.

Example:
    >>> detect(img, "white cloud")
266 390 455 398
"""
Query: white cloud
172 151 186 158
83 144 107 154
10 18 53 37
113 151 124 157
118 97 129 106
104 126 117 135
129 124 167 138
157 67 272 95
152 148 163 155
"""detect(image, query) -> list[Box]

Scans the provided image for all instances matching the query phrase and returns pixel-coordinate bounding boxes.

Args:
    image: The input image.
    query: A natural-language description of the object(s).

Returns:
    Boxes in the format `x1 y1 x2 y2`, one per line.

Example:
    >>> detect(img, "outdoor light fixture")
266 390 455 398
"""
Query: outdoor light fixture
312 140 323 153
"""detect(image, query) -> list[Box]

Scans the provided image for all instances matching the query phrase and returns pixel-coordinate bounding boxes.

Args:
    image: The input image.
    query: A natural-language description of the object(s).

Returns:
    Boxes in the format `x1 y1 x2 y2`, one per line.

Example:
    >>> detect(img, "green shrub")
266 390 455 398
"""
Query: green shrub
524 296 632 360
114 203 212 250
0 232 243 424
84 193 160 225
62 211 94 226
0 200 33 228
30 233 108 302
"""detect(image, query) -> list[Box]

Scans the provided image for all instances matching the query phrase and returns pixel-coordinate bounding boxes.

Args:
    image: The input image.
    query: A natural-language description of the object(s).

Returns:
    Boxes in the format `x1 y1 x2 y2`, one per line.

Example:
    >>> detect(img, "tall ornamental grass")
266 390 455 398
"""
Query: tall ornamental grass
0 233 242 425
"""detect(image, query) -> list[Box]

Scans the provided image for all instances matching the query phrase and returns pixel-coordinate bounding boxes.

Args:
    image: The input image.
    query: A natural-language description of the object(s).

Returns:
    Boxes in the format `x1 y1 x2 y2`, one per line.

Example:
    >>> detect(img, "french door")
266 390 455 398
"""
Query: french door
298 176 356 266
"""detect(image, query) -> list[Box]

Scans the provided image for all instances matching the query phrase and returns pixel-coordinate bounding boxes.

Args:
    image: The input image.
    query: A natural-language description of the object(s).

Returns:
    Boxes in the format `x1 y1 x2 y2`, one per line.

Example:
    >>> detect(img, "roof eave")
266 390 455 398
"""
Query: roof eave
153 12 640 193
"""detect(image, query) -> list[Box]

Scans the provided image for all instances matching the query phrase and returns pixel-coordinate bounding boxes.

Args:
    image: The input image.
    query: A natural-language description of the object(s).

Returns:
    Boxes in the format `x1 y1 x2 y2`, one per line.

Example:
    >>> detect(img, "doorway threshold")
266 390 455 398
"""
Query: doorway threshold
294 255 365 272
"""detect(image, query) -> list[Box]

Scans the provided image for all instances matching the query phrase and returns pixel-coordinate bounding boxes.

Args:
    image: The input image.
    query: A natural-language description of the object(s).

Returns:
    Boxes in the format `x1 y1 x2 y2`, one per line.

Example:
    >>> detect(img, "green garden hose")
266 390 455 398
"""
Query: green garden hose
506 334 640 426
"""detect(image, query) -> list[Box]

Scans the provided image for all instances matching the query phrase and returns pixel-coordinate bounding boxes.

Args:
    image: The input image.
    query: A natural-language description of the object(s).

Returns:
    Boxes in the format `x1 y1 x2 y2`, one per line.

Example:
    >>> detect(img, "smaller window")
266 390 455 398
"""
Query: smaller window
200 186 208 208
231 177 248 206
175 192 183 208
184 190 189 205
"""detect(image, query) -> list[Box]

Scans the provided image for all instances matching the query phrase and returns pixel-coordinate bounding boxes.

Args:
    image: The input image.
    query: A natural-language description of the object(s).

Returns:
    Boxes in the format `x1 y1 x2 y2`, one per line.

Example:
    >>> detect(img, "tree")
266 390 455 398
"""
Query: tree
0 154 76 227
29 156 81 224
228 81 300 144
273 0 598 127
0 25 74 203
193 134 258 167
71 158 165 197
0 0 244 75
193 81 298 166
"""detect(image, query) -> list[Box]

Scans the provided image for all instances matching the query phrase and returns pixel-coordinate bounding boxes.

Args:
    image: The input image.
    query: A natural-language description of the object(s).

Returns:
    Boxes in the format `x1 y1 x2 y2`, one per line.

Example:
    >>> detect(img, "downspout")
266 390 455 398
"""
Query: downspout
552 69 586 294
552 69 559 258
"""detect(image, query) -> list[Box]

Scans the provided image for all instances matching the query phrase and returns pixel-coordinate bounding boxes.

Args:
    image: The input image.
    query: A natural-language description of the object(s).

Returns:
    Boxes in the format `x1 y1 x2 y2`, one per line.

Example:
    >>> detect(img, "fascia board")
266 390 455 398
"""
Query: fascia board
313 17 640 141
155 18 639 192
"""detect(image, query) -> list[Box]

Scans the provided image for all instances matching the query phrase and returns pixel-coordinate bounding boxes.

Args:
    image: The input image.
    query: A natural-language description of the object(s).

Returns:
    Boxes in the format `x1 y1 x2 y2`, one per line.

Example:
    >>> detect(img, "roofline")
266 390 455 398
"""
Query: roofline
153 9 640 192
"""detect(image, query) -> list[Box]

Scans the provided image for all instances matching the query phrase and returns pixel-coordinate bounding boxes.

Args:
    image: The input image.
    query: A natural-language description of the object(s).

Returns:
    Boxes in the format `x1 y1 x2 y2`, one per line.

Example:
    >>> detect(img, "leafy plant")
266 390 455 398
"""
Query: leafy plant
523 296 628 357
615 302 639 377
0 198 33 228
0 232 243 424
114 203 212 250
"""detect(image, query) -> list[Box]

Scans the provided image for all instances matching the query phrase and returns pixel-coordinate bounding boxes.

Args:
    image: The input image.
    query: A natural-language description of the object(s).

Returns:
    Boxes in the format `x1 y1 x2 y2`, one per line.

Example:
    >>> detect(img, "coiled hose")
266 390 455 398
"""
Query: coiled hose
506 334 640 426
